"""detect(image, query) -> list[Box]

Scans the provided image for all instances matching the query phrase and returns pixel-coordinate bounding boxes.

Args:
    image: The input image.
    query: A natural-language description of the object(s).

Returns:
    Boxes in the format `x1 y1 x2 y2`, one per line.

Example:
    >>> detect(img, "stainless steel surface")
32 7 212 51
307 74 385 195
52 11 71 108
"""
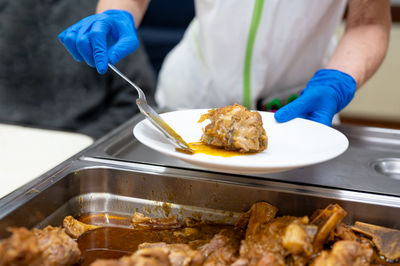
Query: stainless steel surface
108 64 193 153
371 158 400 180
82 114 400 197
1 160 399 239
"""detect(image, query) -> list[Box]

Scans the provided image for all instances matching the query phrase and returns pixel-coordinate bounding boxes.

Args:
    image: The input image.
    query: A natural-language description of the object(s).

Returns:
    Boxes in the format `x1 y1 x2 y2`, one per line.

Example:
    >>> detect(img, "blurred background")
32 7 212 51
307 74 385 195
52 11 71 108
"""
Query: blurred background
139 0 195 76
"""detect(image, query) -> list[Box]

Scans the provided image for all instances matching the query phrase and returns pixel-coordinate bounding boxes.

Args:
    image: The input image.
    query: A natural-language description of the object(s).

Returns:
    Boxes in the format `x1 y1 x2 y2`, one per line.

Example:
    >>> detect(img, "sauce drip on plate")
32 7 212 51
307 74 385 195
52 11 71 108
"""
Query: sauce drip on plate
183 142 256 157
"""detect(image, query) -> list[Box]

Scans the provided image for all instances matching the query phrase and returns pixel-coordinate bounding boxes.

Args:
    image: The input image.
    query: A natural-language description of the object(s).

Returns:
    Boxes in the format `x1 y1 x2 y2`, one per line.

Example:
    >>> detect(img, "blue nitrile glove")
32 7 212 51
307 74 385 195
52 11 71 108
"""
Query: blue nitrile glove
58 10 138 74
274 69 356 126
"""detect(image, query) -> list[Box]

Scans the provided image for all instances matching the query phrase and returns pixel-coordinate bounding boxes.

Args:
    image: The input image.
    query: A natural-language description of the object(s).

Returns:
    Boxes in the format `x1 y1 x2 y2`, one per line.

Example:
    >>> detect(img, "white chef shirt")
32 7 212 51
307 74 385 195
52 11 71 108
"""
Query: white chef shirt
155 0 347 110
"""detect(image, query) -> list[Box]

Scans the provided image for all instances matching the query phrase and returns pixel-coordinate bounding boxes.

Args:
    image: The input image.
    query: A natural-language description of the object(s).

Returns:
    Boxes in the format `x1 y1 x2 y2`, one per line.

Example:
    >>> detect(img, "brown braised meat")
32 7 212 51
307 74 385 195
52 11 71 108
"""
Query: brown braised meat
233 202 286 265
232 203 350 266
63 215 101 238
91 248 171 266
311 240 373 266
198 104 268 153
310 204 347 252
139 243 204 266
198 229 242 265
351 221 400 261
90 228 243 266
87 223 243 266
236 216 317 265
91 242 203 266
1 203 394 266
0 226 80 266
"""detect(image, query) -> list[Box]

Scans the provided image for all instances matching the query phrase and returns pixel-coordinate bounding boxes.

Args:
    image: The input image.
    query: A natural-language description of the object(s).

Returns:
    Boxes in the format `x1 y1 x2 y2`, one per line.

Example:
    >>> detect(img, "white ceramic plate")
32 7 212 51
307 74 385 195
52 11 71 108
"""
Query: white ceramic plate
133 109 349 174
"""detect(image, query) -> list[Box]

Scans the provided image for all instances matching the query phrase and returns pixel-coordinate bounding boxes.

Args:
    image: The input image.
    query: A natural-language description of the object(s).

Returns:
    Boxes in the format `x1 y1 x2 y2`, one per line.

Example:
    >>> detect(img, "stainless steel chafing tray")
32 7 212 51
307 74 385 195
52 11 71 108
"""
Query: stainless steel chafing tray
0 113 399 239
0 159 399 239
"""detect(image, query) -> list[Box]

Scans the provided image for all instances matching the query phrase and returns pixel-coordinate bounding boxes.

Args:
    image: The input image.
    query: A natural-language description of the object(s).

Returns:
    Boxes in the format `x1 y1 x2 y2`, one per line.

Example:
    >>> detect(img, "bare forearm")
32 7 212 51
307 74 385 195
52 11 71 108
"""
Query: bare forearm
326 25 390 87
325 0 391 88
96 0 150 26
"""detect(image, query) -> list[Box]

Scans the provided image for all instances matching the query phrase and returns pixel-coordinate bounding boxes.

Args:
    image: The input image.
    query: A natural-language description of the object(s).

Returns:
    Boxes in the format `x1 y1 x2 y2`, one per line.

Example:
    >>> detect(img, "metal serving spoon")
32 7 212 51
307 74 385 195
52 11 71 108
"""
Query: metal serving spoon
108 63 193 154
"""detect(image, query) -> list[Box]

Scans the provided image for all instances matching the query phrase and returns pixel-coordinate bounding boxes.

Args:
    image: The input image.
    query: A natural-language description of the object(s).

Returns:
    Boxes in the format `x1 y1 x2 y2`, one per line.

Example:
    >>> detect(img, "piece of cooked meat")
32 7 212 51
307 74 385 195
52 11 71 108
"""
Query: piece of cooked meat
138 242 204 266
0 227 42 266
0 226 81 266
91 242 203 266
233 202 319 266
91 248 171 266
198 229 242 266
310 204 347 252
311 240 373 266
238 216 317 266
233 202 282 265
198 104 268 153
281 218 317 256
63 215 101 238
231 203 351 265
131 213 181 230
244 202 278 239
336 224 359 242
351 221 400 261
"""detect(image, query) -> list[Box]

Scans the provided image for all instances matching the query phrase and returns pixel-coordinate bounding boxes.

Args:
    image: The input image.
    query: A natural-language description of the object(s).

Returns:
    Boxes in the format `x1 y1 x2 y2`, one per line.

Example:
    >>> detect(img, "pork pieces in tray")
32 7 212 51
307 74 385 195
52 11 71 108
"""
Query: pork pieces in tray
77 204 398 265
0 202 398 266
0 226 80 266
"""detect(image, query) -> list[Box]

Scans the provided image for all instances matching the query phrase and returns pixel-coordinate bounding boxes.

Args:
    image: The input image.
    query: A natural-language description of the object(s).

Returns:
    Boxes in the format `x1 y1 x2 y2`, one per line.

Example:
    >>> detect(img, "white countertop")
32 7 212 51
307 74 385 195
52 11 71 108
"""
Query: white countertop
0 124 93 199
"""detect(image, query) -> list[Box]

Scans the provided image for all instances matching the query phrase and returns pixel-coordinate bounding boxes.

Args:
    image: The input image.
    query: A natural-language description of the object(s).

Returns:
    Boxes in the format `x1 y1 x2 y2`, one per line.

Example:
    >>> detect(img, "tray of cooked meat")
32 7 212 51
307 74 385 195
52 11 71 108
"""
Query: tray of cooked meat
0 158 399 265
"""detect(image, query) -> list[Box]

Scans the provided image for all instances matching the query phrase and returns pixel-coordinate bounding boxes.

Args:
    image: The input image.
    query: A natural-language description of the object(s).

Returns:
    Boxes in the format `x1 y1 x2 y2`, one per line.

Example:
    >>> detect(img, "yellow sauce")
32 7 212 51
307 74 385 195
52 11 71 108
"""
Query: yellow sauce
187 142 255 157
